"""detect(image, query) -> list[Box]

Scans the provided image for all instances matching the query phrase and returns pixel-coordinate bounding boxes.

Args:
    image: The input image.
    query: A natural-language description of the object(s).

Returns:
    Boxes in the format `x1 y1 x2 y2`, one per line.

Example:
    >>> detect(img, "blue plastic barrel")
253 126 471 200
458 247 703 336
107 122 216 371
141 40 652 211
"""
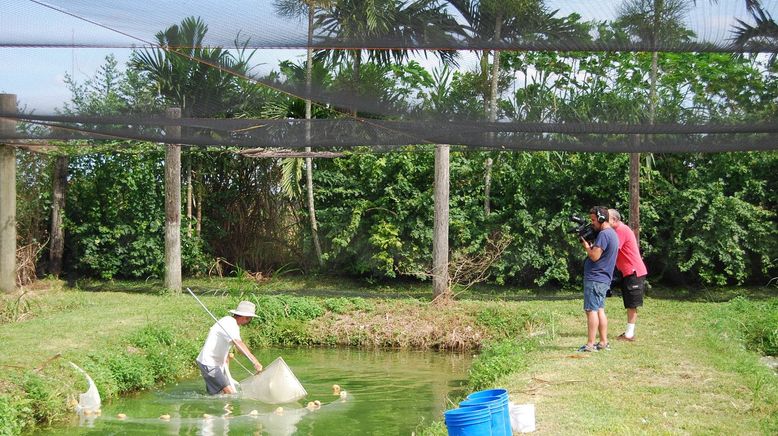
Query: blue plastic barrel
464 389 511 436
467 388 508 401
443 405 492 436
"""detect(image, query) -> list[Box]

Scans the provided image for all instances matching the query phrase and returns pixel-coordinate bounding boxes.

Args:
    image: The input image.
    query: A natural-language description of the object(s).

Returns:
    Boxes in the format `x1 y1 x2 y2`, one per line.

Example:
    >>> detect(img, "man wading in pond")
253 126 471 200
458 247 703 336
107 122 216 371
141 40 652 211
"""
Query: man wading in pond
196 301 263 394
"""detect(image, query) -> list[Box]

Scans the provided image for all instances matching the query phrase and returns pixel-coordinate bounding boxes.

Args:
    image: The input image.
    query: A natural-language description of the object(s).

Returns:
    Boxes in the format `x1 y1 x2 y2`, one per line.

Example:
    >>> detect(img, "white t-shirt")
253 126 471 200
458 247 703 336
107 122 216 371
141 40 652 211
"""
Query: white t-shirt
196 316 241 367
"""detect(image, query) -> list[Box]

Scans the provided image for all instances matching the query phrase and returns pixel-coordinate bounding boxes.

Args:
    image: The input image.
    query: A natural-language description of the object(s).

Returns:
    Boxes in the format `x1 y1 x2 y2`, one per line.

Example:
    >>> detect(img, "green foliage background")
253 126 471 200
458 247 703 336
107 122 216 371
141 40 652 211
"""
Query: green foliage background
15 19 778 287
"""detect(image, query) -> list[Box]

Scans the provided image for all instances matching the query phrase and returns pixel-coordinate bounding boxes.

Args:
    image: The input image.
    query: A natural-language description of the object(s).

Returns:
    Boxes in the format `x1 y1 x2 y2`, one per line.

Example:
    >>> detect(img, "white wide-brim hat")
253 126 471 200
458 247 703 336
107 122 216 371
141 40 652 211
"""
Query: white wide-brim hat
229 300 257 317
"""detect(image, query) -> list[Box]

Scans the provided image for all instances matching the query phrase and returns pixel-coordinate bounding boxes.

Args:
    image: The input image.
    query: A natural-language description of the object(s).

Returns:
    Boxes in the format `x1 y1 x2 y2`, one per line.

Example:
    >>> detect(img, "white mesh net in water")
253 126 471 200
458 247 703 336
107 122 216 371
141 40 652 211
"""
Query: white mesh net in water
240 357 307 404
69 362 101 413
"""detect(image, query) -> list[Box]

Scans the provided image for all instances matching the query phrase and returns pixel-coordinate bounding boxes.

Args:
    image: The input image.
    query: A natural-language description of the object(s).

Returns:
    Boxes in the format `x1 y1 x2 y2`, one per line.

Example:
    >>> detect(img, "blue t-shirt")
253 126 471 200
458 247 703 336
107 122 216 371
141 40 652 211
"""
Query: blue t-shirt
583 227 618 284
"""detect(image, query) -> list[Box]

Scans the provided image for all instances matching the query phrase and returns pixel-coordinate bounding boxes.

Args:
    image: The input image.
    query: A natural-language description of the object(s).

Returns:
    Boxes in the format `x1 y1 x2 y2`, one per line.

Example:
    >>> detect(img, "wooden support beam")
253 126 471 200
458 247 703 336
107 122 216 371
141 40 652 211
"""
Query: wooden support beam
432 144 450 299
0 94 17 292
238 149 345 159
49 155 68 276
164 108 182 294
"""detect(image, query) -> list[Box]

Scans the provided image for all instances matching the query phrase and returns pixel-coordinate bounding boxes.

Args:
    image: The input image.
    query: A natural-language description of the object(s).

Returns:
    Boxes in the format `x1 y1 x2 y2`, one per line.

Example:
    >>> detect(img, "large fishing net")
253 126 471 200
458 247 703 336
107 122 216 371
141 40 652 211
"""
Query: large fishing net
240 357 308 404
69 362 101 414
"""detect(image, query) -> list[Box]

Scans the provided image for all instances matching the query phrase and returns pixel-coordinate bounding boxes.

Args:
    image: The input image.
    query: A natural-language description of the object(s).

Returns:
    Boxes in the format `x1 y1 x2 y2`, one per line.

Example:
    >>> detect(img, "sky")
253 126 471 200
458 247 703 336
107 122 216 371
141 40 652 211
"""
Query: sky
0 0 764 114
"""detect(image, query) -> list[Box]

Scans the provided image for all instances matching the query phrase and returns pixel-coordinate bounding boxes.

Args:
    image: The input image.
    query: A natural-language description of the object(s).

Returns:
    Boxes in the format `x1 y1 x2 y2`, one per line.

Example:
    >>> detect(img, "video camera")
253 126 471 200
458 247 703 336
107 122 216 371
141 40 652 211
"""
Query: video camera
568 215 597 246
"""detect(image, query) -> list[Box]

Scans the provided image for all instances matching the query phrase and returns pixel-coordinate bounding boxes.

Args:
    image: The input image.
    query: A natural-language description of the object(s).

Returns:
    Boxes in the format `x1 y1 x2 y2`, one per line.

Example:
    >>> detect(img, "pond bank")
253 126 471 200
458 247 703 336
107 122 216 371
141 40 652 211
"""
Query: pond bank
0 278 775 434
0 279 548 434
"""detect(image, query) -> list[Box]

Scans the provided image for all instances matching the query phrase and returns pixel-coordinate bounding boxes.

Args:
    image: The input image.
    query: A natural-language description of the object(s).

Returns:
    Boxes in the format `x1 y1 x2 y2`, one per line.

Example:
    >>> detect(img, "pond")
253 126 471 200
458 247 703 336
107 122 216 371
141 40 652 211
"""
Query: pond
40 347 471 435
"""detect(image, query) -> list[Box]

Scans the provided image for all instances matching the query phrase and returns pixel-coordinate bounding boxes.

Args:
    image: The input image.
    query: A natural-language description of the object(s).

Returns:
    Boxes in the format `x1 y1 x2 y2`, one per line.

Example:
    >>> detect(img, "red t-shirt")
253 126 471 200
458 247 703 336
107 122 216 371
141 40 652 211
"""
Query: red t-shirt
613 224 648 277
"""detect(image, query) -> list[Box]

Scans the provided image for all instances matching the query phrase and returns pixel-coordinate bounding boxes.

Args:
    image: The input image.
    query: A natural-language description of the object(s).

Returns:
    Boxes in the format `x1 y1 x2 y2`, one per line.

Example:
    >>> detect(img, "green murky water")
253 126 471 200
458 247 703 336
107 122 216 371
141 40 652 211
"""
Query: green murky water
41 347 471 435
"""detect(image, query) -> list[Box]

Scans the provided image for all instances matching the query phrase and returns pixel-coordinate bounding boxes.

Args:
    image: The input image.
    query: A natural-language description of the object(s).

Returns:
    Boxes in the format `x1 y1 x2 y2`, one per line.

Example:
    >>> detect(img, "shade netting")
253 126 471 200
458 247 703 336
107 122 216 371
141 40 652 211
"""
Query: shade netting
2 0 778 152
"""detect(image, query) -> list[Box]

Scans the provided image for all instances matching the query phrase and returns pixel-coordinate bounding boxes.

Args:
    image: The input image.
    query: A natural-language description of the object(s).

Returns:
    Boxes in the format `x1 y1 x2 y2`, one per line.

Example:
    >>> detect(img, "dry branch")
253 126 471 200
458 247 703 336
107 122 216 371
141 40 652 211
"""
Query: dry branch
405 232 513 302
16 241 45 286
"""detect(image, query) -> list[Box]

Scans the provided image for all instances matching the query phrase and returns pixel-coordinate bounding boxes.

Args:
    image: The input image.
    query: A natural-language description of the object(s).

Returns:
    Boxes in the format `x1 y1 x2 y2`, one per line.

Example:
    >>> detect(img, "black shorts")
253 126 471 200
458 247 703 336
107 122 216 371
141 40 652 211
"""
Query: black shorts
621 273 645 309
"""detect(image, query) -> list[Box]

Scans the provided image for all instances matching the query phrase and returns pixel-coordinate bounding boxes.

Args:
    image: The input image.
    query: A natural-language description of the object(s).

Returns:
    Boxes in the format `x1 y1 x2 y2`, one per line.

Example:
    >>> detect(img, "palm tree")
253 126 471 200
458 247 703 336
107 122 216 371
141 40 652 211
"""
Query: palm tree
274 0 333 266
446 0 579 214
315 0 461 116
733 2 778 65
131 16 252 117
616 0 693 241
131 17 255 263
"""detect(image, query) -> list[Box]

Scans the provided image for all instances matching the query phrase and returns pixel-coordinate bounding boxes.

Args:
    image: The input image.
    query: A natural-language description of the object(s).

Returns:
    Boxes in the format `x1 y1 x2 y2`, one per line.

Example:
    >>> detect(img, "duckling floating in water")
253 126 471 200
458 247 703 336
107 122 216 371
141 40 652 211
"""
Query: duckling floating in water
339 390 348 401
203 413 213 419
116 413 127 420
306 400 323 411
332 384 341 395
249 410 259 416
159 414 171 421
274 407 284 416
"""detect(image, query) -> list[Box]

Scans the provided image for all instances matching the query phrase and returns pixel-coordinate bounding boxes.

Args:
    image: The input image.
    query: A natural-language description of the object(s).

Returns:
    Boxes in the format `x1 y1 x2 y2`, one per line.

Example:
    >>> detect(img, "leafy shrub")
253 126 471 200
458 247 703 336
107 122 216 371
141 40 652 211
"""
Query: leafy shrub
126 324 194 383
0 395 28 436
745 310 778 356
105 352 156 392
80 359 120 400
323 297 352 313
349 297 375 312
253 319 314 346
469 338 537 390
726 297 778 356
129 324 175 348
182 234 211 276
251 296 324 323
21 373 65 426
66 145 165 279
142 346 188 384
323 297 374 314
416 420 447 436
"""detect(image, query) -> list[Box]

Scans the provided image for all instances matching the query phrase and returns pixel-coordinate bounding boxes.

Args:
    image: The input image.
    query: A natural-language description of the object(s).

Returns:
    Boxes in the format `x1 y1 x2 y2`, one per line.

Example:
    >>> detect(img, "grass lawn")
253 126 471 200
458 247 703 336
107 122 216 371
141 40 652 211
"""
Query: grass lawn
0 277 775 434
503 297 777 435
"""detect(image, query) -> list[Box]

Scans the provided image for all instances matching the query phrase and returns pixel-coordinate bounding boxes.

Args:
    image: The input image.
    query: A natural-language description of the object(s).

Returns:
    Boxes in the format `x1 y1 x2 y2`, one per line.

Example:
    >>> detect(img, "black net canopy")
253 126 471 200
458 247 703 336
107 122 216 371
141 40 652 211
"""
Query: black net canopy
2 0 778 152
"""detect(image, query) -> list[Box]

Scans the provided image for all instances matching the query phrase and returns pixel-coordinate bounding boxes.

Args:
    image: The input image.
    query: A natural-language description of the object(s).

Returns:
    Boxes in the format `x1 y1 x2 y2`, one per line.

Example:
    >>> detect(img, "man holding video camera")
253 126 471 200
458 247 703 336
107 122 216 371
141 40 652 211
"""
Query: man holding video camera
577 206 619 352
608 209 647 342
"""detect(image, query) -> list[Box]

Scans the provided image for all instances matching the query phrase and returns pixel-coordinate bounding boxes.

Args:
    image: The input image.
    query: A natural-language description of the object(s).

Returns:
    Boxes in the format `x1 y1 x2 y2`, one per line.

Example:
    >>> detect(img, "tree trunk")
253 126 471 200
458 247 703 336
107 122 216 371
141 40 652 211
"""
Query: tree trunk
351 51 361 117
49 155 68 276
432 144 450 299
0 94 16 292
164 107 182 293
186 159 193 237
629 146 640 240
196 174 202 237
484 14 502 216
306 6 323 266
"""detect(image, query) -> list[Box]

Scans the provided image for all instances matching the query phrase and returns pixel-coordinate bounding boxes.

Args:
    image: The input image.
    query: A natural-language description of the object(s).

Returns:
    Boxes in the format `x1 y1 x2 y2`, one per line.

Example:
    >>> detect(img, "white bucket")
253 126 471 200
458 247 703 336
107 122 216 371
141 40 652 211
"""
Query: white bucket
509 402 536 433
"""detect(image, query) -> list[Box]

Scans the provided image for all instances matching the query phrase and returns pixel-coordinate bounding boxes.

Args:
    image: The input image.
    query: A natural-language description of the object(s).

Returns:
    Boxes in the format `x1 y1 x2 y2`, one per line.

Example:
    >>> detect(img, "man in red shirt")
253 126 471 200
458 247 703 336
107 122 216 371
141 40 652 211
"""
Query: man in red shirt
608 209 648 341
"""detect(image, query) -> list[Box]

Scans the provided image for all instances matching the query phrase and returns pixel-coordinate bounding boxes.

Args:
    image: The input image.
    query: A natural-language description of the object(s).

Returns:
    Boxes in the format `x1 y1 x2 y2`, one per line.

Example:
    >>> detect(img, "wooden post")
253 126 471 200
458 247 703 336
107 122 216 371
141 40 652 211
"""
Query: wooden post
164 108 182 293
49 155 68 276
0 94 17 292
629 138 641 242
186 160 192 237
432 144 450 299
